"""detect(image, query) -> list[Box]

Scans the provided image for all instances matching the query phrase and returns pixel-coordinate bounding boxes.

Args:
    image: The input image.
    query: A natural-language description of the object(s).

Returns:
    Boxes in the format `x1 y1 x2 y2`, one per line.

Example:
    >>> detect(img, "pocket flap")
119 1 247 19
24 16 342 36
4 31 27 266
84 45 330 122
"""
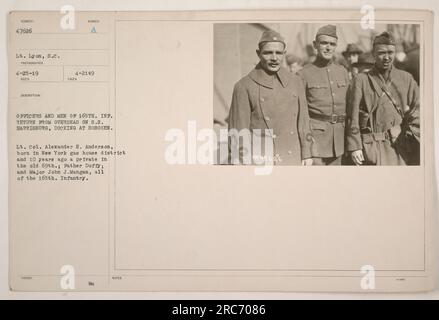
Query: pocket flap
310 118 327 131
308 83 329 89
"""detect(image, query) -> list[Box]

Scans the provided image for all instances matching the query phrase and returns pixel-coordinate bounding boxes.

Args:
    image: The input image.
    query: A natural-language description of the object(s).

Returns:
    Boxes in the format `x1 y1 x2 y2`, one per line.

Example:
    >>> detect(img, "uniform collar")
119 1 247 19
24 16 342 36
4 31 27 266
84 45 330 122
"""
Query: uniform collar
249 63 289 89
313 56 334 68
370 64 395 84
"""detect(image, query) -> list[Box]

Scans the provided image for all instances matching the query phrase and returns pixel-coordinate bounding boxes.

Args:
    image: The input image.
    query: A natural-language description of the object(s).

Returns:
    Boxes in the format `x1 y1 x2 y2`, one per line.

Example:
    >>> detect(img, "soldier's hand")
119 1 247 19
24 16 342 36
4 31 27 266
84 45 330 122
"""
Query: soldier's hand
351 150 364 165
302 158 313 166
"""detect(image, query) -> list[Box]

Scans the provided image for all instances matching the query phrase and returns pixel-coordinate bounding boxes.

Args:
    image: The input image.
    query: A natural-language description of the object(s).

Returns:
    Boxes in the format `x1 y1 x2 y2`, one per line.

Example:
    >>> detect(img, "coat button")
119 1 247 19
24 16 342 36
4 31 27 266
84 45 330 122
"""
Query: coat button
264 116 270 121
290 131 294 135
260 97 265 102
272 134 277 138
288 150 293 155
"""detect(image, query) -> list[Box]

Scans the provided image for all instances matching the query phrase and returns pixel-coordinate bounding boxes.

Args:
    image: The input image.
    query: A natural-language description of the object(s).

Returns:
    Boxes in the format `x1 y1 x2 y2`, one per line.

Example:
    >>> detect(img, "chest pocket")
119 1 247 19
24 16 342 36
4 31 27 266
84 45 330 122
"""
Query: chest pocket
307 83 329 101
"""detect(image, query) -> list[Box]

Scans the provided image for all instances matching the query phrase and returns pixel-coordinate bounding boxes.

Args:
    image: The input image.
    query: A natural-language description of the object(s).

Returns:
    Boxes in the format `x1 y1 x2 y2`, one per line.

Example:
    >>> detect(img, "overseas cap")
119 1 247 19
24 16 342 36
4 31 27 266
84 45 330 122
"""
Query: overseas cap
258 30 286 47
373 31 396 46
315 25 338 40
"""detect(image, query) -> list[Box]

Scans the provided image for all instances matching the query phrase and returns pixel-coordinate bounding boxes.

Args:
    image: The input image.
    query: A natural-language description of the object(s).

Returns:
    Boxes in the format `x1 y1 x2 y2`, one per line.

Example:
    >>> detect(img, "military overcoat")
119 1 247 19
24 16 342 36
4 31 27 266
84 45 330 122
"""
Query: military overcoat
346 66 420 165
228 64 313 165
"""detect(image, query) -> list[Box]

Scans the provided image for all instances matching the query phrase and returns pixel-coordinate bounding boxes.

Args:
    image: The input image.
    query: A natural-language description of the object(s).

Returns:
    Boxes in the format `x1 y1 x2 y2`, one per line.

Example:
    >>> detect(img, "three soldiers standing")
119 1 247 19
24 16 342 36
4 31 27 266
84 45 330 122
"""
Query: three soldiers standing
228 26 420 166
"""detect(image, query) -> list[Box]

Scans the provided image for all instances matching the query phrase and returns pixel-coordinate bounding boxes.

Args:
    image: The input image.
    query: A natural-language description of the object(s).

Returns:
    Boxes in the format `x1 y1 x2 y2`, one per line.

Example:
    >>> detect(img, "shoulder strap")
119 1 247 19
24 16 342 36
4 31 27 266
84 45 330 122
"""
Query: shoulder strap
367 73 403 117
366 73 383 97
365 74 384 132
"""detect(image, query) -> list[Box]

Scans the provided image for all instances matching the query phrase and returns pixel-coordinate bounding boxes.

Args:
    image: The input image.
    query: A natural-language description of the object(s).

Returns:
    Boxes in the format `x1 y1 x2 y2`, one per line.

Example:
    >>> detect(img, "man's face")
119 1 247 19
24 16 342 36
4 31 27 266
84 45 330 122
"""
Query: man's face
257 42 286 74
314 35 337 61
373 44 395 71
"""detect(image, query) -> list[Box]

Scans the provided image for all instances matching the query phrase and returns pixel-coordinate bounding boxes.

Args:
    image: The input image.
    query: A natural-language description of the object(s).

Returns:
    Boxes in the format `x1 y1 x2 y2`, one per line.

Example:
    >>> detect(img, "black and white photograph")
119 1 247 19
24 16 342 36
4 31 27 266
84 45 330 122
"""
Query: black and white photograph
3 6 437 297
214 23 421 166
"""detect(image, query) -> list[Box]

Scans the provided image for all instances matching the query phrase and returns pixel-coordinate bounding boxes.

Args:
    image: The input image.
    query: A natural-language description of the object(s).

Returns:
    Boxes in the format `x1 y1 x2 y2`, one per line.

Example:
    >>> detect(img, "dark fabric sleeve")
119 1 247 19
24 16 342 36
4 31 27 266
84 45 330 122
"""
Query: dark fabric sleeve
228 82 251 131
394 74 421 165
346 75 364 152
296 79 313 159
227 82 252 164
405 74 420 143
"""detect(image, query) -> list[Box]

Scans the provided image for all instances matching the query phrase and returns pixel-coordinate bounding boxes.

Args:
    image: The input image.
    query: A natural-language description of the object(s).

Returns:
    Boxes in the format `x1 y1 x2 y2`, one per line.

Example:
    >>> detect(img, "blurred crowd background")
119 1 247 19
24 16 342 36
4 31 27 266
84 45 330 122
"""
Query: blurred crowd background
213 23 420 152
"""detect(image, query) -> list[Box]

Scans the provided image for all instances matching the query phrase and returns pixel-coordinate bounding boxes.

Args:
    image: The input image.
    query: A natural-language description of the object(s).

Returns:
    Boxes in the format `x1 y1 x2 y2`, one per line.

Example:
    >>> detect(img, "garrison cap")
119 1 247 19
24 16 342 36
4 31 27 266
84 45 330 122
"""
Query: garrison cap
258 30 286 47
373 31 396 46
315 25 338 40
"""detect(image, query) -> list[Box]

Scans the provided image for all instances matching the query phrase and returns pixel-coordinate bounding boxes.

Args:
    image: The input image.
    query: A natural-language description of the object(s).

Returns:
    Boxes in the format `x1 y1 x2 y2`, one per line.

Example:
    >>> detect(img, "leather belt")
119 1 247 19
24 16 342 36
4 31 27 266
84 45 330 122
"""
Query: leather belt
309 112 346 124
360 131 391 142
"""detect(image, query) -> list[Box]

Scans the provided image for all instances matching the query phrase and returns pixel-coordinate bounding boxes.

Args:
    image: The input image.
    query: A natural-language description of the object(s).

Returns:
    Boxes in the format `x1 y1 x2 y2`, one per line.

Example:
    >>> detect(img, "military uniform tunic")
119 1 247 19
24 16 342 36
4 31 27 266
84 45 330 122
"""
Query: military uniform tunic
228 64 313 165
346 66 420 165
297 59 349 158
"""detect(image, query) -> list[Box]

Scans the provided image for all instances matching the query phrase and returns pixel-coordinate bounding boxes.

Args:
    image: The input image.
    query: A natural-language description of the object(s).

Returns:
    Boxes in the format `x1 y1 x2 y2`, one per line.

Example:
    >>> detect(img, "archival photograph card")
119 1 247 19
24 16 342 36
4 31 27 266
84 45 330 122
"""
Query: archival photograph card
7 9 436 292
